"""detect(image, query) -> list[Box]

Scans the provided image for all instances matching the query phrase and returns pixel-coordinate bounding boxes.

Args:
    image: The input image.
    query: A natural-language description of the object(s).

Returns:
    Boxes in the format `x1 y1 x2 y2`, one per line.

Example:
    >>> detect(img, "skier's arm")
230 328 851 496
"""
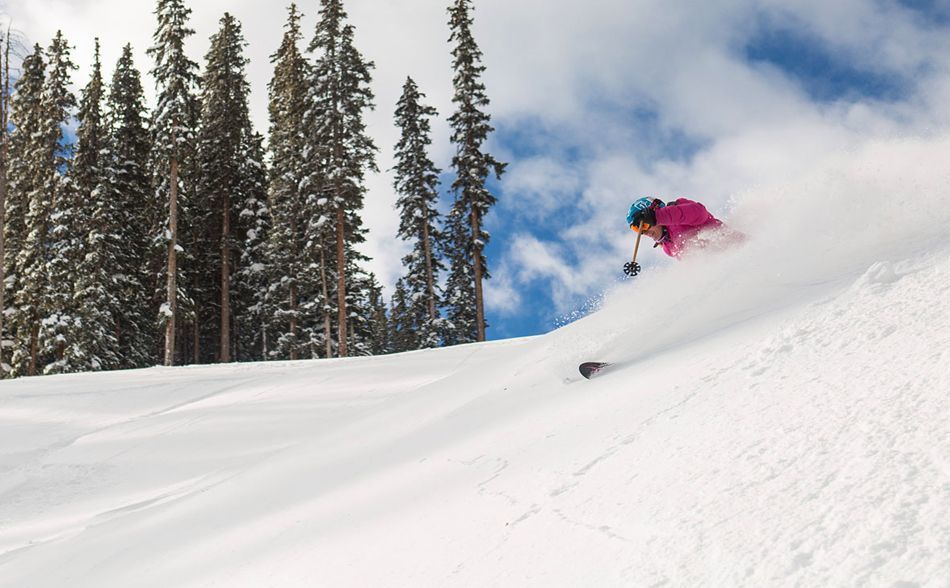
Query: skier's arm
655 199 711 226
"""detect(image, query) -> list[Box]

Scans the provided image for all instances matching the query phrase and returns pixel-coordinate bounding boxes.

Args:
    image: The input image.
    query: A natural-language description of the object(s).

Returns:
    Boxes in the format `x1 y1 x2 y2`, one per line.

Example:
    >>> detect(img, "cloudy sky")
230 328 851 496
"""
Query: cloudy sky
5 0 950 339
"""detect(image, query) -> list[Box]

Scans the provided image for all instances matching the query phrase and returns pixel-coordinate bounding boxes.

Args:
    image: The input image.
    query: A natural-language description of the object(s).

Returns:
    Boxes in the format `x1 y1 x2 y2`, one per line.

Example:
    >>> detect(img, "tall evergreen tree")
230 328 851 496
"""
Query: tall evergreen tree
106 44 155 368
148 0 200 366
195 12 254 363
72 40 107 224
0 30 14 373
266 3 315 361
392 76 444 349
38 32 81 374
389 278 413 353
235 131 270 361
346 268 387 356
364 273 390 355
446 0 506 342
305 0 378 357
442 206 478 345
72 39 121 371
5 46 46 376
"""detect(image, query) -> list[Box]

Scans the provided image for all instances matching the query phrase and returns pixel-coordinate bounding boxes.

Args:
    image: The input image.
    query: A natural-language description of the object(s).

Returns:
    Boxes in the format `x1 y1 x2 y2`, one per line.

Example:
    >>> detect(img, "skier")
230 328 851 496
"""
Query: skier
625 196 737 264
583 198 737 378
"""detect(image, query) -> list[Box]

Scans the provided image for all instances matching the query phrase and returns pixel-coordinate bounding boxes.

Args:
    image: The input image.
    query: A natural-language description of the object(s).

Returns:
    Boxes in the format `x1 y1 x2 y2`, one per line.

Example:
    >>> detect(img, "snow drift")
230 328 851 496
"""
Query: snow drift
2 136 949 586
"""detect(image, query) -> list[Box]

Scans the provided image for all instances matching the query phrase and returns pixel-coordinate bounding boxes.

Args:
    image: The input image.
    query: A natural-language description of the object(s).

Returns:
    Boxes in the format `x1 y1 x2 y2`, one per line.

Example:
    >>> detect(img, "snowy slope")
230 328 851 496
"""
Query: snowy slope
2 138 950 586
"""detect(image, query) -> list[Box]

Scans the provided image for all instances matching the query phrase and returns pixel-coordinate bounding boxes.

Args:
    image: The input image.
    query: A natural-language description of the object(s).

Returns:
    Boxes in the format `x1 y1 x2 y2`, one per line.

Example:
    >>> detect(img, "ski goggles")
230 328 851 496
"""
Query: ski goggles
629 221 653 234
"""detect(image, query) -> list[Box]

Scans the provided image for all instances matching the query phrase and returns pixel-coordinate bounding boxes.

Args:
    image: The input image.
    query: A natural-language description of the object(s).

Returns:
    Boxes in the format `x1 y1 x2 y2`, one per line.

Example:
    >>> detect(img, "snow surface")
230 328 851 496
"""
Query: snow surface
3 138 950 586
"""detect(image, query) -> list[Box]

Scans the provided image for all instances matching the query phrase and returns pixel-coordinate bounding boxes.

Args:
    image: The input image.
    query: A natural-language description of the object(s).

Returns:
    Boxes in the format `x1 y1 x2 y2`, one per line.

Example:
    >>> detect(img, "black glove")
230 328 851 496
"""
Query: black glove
623 261 641 277
631 208 657 228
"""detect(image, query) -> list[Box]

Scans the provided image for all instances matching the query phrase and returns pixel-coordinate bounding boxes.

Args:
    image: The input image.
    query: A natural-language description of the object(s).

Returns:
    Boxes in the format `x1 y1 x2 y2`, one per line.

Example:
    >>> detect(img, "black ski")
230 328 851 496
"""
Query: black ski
578 362 610 379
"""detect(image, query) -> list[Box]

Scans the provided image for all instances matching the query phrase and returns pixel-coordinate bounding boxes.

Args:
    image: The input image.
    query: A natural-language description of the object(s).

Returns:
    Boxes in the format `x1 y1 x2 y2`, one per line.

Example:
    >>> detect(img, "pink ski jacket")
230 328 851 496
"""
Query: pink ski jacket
653 198 729 258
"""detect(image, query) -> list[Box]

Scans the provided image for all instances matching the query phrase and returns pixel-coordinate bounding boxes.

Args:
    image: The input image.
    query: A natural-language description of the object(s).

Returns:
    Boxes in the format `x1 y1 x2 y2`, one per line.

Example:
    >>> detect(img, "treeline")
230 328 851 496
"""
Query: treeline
0 0 504 377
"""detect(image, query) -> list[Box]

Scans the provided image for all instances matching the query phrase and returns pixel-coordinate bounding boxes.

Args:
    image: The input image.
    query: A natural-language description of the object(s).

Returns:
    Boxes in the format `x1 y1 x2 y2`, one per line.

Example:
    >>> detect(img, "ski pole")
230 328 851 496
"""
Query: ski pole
632 220 644 262
623 221 644 277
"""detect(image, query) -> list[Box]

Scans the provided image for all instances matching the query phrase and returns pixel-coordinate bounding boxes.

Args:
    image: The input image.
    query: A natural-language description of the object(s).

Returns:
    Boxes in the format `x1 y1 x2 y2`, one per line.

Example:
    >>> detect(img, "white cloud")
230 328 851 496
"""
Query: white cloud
482 267 521 315
500 157 584 220
495 232 626 317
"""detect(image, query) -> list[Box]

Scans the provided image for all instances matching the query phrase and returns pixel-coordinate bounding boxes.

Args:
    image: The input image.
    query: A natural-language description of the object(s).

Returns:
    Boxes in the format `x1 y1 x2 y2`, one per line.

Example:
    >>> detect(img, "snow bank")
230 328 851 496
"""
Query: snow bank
1 137 949 586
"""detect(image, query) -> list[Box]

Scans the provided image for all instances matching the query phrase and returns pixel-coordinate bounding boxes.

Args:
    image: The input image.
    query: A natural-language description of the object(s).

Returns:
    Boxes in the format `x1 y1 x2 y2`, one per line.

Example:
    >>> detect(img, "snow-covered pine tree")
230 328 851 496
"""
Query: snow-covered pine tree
365 273 390 355
0 30 14 374
195 12 254 363
393 76 445 350
446 0 506 342
305 0 378 357
182 149 214 364
266 3 316 361
345 267 387 356
5 46 46 376
388 278 413 353
235 131 270 361
35 31 80 375
441 205 478 345
71 39 121 371
106 44 155 368
148 0 200 366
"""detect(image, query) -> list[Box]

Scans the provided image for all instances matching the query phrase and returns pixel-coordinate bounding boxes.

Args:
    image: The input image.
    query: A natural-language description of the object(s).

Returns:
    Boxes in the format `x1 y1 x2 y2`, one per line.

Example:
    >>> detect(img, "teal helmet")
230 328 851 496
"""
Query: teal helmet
626 197 665 226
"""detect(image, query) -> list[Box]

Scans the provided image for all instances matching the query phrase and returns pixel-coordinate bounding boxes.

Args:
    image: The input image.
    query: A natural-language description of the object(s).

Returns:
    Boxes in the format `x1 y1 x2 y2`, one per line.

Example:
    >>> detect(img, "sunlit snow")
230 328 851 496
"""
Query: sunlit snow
2 137 950 586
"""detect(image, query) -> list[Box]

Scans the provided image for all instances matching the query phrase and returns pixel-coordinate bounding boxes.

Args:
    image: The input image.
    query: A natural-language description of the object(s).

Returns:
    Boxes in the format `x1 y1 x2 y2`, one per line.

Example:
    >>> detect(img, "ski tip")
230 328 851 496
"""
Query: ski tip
578 362 610 380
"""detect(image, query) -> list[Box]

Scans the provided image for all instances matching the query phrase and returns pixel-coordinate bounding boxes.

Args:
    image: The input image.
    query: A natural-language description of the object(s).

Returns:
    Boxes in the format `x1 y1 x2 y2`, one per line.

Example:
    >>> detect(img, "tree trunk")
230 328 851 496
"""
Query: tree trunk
232 313 240 361
261 319 267 360
289 283 298 361
0 32 9 370
0 118 6 372
164 157 179 366
220 191 231 363
288 215 298 360
114 323 123 366
335 206 348 357
29 321 38 376
320 244 332 358
471 207 486 342
422 217 436 322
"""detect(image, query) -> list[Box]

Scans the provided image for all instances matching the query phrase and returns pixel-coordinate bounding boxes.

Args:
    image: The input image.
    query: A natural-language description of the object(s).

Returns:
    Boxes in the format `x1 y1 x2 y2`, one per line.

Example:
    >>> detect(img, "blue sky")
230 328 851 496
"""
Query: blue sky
475 0 950 340
744 26 907 103
7 0 950 342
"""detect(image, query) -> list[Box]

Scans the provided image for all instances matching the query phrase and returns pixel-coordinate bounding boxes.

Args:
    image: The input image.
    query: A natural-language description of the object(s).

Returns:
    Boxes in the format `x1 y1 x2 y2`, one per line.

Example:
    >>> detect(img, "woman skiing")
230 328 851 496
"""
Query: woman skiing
624 197 739 274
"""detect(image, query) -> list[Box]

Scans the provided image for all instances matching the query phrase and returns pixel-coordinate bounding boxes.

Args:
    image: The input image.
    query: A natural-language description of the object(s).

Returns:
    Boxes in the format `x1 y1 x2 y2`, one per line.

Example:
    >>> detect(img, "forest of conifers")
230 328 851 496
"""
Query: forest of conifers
0 0 504 377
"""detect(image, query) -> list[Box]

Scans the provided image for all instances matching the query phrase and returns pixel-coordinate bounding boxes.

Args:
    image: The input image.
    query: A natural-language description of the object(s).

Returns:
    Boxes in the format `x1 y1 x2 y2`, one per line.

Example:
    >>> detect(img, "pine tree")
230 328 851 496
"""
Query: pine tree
195 12 254 363
0 30 15 374
235 132 270 361
71 39 121 371
442 206 478 345
446 0 506 342
266 3 315 361
346 268 387 356
5 46 46 376
12 32 78 375
389 278 413 352
183 147 214 363
365 274 390 355
106 44 155 368
38 32 81 374
148 0 200 366
393 76 444 349
305 0 378 357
